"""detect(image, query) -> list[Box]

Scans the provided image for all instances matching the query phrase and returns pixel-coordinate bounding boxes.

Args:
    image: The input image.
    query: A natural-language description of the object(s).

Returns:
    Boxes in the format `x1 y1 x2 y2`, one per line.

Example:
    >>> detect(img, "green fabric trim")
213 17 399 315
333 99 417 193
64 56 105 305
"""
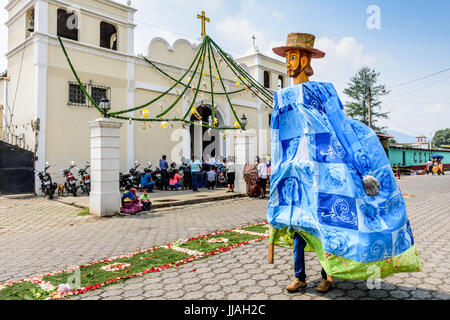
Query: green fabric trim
269 226 422 280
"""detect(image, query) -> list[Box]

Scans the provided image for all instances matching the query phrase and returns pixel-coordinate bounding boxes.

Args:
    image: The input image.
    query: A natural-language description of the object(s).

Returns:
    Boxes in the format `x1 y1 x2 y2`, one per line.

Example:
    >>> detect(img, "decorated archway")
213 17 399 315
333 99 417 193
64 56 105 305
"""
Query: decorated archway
189 104 225 160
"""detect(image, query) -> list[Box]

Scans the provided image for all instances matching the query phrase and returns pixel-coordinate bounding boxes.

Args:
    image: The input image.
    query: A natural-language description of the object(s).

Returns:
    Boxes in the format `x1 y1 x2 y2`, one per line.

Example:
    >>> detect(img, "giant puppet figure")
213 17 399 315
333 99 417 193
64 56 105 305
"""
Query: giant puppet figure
267 33 421 293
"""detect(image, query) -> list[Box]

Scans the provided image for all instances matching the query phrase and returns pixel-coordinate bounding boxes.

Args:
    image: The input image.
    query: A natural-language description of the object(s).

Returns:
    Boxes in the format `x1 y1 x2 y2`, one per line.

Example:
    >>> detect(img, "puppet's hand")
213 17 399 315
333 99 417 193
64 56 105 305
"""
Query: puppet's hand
363 175 380 196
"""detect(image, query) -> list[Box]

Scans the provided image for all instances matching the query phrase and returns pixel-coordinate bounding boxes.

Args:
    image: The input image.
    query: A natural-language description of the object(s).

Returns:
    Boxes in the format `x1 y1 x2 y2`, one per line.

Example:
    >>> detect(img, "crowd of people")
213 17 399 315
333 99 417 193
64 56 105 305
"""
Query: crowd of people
120 154 239 214
393 159 446 179
424 159 445 176
157 155 237 192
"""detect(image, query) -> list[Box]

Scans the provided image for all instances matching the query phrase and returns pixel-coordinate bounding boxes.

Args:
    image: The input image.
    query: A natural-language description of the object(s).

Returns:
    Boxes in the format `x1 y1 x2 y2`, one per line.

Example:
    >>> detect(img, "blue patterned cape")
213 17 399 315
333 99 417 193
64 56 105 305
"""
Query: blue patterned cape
267 82 415 263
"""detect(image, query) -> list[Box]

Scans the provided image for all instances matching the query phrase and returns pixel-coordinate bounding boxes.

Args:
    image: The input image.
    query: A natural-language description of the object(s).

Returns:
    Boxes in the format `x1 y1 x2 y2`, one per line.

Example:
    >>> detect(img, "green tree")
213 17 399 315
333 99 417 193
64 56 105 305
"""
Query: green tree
389 138 397 144
344 66 390 133
433 128 450 148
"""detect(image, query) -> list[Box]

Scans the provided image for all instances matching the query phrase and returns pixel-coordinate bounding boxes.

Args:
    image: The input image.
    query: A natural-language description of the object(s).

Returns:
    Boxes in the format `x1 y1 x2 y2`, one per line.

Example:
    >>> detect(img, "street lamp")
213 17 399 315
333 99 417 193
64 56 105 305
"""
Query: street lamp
240 114 248 130
99 97 111 118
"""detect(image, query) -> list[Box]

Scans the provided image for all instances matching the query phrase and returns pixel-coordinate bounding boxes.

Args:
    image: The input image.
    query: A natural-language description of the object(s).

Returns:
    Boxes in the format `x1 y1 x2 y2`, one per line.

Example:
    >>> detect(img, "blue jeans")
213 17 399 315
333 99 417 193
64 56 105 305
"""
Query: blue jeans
170 183 181 191
293 232 327 282
191 172 201 191
142 182 155 192
201 171 208 187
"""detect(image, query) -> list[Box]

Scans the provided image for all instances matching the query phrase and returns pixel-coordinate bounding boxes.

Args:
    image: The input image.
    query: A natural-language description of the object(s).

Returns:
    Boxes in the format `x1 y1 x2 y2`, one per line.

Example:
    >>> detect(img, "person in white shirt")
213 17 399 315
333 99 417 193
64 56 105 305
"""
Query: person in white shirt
257 158 268 198
225 157 235 193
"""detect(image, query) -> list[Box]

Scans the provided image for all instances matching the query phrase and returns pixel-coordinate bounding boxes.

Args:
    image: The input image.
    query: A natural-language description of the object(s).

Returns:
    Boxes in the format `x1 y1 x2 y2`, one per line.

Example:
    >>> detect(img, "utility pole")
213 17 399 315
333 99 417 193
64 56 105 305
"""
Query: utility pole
367 86 372 130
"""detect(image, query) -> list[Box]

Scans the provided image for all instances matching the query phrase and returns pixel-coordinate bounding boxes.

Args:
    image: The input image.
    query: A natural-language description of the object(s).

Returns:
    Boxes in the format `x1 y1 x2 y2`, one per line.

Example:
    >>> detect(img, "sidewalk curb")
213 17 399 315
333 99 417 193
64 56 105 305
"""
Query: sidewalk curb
54 192 247 211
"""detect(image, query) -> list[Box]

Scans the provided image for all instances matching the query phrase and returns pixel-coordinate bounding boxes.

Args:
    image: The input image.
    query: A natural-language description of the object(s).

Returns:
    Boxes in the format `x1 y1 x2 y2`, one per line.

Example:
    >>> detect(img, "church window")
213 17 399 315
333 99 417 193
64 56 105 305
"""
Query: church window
100 22 118 51
68 82 110 107
26 8 35 38
278 75 284 89
68 82 86 105
264 71 270 88
57 9 79 41
91 85 110 106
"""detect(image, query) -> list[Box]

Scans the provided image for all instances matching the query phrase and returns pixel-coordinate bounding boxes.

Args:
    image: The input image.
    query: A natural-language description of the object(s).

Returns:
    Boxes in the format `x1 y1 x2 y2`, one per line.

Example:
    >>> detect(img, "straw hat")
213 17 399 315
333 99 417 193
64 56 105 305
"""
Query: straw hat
273 33 325 59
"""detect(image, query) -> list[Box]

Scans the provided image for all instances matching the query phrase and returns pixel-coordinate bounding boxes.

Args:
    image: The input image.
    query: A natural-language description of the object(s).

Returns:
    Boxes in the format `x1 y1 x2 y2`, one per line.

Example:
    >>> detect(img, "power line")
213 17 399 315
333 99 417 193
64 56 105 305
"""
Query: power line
395 74 450 97
383 100 450 105
388 67 450 89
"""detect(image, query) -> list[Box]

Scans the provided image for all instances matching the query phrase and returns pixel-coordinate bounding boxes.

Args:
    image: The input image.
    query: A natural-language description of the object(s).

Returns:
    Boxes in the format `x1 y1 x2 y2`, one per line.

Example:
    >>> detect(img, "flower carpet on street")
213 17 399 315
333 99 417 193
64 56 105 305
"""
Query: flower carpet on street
0 222 268 300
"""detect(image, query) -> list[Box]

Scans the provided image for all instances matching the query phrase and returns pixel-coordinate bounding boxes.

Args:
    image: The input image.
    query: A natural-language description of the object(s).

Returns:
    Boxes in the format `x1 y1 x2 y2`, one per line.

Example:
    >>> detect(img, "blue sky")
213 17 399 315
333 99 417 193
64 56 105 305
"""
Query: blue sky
1 0 449 138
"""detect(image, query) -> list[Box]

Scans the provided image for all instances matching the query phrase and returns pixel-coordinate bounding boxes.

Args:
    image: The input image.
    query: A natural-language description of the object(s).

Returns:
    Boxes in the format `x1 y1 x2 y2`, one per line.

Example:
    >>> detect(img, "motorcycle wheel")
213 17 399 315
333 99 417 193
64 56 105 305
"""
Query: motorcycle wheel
72 186 77 197
49 192 54 200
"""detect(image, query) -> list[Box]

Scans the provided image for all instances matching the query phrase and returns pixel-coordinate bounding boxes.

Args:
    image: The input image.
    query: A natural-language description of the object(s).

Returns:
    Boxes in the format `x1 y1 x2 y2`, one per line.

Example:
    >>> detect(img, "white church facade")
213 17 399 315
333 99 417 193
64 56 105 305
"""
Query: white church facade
0 0 286 191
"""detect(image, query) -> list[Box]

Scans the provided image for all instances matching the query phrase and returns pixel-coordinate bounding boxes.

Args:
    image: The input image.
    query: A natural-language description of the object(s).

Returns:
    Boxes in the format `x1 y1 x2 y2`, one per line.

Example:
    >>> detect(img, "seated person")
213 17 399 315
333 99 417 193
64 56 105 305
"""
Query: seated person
169 169 184 191
140 169 155 192
121 186 143 214
207 167 217 190
139 189 152 211
218 172 227 187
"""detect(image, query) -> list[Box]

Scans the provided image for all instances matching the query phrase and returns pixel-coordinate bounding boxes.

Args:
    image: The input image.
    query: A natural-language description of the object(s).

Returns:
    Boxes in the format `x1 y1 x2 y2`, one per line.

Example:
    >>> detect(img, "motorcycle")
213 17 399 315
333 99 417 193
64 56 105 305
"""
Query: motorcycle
120 161 141 190
77 162 91 196
61 161 79 197
37 162 57 199
152 166 162 190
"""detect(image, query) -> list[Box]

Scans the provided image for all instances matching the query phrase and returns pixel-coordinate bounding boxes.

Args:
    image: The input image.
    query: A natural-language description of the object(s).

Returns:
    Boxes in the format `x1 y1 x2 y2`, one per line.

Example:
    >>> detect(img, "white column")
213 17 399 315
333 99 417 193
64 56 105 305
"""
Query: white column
193 121 203 159
183 125 191 159
225 105 232 159
2 81 7 138
126 64 135 170
34 0 48 194
258 108 263 157
126 10 136 170
88 118 123 217
234 131 257 193
182 97 191 159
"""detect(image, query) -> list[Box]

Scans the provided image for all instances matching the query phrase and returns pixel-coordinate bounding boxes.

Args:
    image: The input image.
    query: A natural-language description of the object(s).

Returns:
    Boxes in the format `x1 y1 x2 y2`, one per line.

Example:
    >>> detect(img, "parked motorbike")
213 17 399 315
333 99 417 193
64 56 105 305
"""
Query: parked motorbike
152 166 162 190
61 161 79 197
37 162 57 199
130 161 142 187
119 161 141 190
77 162 91 196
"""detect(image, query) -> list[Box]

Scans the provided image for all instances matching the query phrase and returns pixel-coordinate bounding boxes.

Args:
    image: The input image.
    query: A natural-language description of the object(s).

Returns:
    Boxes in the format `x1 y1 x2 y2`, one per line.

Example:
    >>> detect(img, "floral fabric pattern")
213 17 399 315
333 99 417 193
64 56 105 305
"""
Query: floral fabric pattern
268 82 420 266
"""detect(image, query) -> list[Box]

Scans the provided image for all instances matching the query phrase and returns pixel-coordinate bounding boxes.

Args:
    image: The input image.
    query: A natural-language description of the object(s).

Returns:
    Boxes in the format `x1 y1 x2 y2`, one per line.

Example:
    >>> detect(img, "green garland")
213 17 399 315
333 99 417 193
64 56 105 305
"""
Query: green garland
209 38 273 104
209 37 244 128
110 40 207 116
142 56 247 96
58 34 274 130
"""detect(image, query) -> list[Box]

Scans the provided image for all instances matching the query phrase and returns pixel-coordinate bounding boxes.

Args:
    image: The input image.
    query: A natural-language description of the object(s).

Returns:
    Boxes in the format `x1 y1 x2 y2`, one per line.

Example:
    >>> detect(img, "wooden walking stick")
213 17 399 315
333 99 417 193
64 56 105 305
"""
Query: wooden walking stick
268 244 274 264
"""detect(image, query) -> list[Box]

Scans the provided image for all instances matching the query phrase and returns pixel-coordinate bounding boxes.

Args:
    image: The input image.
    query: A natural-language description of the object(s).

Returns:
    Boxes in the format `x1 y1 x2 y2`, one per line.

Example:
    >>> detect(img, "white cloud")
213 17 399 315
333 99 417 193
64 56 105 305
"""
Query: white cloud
312 36 377 97
384 102 450 136
216 17 265 56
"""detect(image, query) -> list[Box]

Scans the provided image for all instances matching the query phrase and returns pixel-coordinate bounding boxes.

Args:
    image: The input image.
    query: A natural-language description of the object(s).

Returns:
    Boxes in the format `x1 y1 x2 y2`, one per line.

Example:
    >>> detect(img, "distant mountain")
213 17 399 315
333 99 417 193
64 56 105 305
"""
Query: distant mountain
387 130 425 144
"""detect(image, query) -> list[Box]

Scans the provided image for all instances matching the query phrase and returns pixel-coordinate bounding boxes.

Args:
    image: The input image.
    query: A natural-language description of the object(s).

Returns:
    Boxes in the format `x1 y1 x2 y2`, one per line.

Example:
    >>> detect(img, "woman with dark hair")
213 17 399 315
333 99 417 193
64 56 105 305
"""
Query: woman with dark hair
169 169 184 191
121 185 143 214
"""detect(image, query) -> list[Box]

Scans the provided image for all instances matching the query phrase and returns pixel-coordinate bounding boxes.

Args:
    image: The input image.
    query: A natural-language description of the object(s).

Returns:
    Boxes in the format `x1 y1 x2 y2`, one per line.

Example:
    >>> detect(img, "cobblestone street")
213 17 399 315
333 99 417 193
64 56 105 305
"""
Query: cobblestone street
0 175 449 300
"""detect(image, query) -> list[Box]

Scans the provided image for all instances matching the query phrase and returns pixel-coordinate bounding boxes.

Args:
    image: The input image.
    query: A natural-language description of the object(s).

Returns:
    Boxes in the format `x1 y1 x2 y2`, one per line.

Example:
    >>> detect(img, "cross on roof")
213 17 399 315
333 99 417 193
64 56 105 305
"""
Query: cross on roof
197 11 210 36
